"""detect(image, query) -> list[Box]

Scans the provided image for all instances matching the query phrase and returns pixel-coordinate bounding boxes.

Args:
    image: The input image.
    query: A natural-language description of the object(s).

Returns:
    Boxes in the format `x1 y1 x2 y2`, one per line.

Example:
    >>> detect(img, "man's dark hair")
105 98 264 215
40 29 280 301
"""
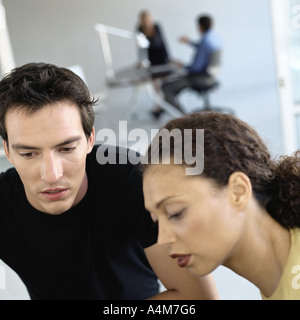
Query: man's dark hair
198 15 213 32
0 62 97 142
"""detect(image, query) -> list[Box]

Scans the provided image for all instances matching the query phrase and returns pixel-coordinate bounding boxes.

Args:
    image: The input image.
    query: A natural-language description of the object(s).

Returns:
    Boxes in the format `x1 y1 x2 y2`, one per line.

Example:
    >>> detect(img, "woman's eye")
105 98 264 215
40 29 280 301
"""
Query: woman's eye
168 209 185 220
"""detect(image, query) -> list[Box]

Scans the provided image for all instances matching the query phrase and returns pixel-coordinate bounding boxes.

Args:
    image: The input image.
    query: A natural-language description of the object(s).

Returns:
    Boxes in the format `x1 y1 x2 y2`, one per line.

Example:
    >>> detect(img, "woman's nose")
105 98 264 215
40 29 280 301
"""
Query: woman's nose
157 219 176 247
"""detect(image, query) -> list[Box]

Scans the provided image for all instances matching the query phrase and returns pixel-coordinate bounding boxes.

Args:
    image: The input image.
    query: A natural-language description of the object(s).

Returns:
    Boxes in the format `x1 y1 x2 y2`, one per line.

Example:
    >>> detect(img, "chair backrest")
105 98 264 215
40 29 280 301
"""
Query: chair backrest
207 50 221 77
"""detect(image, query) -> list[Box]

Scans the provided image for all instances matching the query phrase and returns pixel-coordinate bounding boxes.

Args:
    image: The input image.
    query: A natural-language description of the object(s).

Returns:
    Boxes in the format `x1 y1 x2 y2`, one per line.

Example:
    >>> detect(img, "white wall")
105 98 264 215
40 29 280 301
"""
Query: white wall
3 0 282 151
0 0 15 75
3 0 276 93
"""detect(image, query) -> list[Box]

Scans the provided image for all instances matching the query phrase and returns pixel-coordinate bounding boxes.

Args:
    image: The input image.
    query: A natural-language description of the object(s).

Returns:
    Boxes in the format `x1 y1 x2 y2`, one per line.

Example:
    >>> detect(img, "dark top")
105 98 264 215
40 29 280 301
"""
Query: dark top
139 24 169 66
0 145 159 299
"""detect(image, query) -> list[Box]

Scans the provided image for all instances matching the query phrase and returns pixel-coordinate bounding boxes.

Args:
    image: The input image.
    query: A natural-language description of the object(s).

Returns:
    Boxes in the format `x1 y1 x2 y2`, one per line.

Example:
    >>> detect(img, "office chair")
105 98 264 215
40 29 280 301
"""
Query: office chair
190 50 234 114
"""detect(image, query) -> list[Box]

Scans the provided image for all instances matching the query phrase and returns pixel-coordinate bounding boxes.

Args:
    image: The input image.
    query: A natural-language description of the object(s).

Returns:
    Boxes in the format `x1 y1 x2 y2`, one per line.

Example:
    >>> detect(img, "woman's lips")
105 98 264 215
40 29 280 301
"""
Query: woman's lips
41 188 67 201
170 254 191 268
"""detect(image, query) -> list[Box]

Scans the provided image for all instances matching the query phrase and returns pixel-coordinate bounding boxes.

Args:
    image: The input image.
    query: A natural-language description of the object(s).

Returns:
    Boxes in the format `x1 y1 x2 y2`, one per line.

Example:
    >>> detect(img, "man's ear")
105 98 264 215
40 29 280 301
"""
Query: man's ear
227 171 252 210
87 127 95 154
3 140 13 165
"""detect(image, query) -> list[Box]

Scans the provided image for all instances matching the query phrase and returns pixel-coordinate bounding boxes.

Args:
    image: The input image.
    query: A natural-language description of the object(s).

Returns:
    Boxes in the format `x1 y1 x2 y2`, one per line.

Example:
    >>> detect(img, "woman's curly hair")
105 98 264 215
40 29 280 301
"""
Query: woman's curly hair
266 152 300 228
141 111 300 228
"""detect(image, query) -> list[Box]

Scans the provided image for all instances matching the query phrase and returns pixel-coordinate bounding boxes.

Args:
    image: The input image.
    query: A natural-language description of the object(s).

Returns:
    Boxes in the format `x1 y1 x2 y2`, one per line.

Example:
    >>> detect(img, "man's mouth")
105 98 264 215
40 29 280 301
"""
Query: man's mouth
41 188 68 201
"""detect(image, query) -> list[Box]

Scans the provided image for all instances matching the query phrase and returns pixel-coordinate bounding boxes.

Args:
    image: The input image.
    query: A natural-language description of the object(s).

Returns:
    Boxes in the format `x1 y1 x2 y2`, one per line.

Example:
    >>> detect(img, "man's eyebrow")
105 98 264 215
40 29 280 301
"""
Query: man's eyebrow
54 136 82 148
11 136 82 151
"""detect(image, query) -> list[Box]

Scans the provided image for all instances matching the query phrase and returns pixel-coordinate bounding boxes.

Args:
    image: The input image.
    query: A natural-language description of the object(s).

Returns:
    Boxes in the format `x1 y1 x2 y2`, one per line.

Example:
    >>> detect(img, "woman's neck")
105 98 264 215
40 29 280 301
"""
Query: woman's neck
223 201 291 297
142 24 155 37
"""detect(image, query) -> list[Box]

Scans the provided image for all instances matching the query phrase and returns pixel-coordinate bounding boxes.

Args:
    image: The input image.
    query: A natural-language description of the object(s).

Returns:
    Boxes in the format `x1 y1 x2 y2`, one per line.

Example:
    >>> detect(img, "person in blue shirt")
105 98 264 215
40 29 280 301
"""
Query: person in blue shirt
162 15 222 113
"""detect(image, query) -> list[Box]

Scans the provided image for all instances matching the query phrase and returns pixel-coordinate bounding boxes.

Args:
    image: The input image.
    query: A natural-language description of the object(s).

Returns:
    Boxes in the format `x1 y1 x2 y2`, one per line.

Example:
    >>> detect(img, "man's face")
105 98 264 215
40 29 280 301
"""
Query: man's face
3 101 95 215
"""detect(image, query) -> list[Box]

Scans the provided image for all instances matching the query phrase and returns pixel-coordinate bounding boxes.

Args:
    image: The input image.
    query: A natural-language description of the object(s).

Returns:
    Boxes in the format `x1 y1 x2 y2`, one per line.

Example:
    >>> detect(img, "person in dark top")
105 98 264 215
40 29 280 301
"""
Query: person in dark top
137 10 171 119
138 11 169 66
0 62 218 299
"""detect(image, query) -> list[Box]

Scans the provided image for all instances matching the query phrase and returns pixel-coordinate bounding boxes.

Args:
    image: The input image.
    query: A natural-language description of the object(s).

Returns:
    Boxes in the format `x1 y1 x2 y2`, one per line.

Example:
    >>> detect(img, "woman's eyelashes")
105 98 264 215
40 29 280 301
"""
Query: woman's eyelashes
167 208 186 220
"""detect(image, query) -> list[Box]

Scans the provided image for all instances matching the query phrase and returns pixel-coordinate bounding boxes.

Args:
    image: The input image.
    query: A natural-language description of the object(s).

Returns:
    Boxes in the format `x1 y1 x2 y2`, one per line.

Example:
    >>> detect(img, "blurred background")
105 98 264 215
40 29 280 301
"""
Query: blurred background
0 0 299 300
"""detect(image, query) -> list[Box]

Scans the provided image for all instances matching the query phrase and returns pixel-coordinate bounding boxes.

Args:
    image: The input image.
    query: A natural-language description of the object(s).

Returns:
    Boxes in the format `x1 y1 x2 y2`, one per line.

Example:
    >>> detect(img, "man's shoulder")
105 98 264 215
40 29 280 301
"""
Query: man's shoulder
0 167 21 201
89 144 142 169
0 167 19 185
87 144 143 181
205 30 222 49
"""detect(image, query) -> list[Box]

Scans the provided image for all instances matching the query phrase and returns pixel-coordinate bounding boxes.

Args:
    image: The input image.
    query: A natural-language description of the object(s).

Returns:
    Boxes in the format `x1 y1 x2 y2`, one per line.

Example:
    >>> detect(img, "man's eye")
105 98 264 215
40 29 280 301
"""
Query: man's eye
20 152 35 159
60 146 76 153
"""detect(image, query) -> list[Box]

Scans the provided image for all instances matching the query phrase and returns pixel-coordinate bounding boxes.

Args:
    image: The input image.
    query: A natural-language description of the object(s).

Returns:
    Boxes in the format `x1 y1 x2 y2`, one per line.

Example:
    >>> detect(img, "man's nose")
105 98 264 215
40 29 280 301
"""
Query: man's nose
40 152 63 183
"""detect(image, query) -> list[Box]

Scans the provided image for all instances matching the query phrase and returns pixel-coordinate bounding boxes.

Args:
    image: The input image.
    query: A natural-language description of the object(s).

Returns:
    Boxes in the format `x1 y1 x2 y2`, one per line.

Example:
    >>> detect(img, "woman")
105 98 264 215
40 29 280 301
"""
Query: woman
141 111 300 299
138 10 170 67
137 10 170 119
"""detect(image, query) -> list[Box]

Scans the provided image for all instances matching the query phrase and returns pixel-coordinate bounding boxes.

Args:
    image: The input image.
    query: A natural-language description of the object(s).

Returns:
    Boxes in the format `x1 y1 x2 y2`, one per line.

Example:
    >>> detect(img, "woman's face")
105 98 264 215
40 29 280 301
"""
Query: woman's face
143 164 244 277
141 12 153 28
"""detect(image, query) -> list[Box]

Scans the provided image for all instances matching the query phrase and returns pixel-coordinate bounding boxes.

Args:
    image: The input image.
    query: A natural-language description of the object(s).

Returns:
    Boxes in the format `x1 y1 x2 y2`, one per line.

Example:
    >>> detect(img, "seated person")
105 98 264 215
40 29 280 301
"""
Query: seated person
162 15 222 113
137 10 170 66
137 10 171 119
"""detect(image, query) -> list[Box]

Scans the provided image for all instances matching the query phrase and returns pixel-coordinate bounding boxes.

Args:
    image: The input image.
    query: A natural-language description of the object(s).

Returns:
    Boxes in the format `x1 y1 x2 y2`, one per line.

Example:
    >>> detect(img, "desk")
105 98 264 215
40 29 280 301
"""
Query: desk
94 23 182 119
105 63 183 119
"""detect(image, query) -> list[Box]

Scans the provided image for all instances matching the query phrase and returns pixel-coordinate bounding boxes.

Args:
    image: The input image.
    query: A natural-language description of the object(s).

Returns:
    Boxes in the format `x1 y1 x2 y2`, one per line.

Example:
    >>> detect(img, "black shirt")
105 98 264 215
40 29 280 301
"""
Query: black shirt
139 24 169 66
0 146 159 299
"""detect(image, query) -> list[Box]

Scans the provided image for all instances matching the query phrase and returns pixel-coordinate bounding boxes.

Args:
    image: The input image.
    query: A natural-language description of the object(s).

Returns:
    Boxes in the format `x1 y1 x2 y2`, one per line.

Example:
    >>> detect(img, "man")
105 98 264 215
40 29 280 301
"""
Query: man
162 15 222 113
0 62 218 299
